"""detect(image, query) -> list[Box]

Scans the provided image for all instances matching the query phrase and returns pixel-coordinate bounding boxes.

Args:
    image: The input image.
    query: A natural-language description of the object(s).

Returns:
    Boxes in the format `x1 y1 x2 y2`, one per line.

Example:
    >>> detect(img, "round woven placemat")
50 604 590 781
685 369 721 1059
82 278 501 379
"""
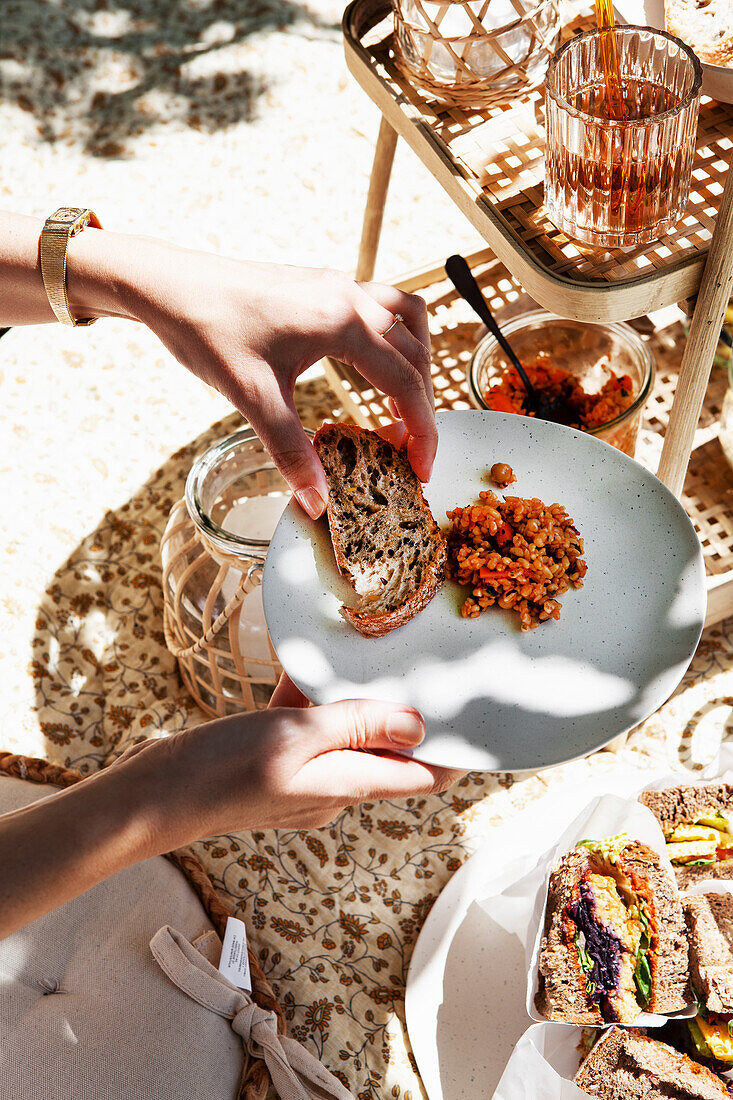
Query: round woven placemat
23 373 733 1098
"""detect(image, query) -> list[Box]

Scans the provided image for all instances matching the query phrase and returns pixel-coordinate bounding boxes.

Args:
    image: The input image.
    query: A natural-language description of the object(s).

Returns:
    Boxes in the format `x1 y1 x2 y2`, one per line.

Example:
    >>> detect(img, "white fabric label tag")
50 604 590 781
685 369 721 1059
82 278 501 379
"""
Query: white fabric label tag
218 916 252 992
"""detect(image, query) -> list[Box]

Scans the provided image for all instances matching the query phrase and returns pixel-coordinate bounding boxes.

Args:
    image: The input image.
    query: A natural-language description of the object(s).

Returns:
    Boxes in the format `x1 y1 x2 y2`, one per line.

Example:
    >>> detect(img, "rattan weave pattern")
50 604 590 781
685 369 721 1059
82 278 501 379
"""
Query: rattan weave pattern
161 498 283 719
351 1 733 290
325 250 733 584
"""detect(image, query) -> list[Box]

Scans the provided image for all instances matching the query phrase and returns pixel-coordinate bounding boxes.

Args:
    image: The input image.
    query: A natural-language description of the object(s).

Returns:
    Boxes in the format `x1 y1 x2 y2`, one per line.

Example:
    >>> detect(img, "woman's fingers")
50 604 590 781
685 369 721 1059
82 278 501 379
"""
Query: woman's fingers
339 330 437 482
339 286 436 482
376 420 408 449
269 672 311 709
359 282 432 370
358 283 435 424
300 747 464 803
353 284 434 400
246 385 329 519
296 697 426 757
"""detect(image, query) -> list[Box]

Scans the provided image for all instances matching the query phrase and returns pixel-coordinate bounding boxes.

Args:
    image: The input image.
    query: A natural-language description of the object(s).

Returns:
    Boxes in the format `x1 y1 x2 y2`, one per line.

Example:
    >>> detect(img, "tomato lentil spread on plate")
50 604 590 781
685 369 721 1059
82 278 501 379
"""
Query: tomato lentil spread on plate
484 358 634 431
446 490 587 630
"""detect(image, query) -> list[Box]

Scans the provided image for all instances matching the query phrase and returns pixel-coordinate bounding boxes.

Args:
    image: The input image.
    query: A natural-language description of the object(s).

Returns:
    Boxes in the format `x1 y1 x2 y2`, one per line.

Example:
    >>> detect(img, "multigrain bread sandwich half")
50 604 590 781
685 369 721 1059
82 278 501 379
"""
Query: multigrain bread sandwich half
686 892 733 1016
640 784 733 888
574 1026 731 1098
314 424 447 638
536 835 690 1025
665 892 733 1068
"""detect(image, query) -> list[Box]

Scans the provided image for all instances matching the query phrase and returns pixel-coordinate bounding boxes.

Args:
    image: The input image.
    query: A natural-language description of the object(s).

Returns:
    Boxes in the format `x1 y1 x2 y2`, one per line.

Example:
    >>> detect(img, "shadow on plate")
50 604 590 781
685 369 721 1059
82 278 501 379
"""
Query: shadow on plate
267 500 706 771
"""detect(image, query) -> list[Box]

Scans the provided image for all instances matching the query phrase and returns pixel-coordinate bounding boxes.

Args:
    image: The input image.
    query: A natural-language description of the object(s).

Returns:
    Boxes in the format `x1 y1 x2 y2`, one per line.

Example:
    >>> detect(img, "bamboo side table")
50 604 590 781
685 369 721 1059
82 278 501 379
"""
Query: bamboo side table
328 0 733 623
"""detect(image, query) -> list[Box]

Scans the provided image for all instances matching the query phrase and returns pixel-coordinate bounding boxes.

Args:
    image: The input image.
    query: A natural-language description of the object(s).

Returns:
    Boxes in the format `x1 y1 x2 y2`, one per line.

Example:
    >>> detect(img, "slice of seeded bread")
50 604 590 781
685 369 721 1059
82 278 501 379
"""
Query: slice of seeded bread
574 1026 730 1098
665 0 733 67
314 424 447 639
536 848 604 1024
684 893 733 1014
641 784 733 833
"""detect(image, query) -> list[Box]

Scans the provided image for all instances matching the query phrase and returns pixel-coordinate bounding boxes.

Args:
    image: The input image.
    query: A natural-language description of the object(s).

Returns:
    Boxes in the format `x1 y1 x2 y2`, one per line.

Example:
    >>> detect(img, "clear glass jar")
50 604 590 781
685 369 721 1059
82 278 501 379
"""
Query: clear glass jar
467 311 654 456
161 428 298 716
393 0 561 106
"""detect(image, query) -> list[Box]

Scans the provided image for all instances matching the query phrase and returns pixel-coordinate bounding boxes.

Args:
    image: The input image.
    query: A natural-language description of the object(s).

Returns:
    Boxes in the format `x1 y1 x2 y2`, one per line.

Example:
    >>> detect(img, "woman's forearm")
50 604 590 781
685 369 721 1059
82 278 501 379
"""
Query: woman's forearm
0 748 170 938
0 696 455 941
0 210 147 326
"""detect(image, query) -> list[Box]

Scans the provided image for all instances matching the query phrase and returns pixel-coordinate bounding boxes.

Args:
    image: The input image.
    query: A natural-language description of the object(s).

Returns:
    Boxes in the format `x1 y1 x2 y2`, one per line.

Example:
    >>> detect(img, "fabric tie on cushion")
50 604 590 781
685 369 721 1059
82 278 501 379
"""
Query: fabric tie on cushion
150 926 355 1100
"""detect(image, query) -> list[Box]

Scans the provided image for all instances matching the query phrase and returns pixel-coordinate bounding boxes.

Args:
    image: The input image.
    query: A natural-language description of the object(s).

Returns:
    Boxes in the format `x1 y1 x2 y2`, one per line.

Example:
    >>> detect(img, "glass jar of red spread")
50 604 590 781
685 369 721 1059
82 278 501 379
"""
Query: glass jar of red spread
467 311 654 457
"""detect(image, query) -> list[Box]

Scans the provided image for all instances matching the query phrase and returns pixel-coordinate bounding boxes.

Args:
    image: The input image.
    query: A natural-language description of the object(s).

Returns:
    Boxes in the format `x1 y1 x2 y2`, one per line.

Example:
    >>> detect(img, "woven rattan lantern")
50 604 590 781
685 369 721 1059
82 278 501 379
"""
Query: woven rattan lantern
393 0 561 107
161 428 296 718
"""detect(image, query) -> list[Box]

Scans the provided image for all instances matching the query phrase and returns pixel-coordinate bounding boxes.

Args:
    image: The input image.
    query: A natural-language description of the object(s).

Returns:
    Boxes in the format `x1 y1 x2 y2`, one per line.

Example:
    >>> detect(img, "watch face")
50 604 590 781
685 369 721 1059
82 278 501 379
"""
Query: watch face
54 207 83 223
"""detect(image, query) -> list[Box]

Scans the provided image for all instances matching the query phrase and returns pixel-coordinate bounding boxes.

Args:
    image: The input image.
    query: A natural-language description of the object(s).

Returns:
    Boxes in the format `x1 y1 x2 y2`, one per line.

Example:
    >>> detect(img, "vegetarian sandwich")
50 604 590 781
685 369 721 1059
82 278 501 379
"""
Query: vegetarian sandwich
536 835 690 1024
666 892 733 1069
574 1025 731 1098
641 784 733 888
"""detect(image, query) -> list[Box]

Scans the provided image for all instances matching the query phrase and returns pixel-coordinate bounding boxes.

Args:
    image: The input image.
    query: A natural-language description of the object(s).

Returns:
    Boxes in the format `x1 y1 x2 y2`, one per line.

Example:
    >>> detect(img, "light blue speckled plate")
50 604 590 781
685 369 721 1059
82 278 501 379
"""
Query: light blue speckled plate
262 410 705 772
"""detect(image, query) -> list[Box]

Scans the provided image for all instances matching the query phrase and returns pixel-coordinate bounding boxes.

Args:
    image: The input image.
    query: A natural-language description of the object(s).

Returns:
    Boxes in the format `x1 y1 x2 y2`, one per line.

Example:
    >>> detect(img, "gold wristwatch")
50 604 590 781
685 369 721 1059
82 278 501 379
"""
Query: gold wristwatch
40 207 103 327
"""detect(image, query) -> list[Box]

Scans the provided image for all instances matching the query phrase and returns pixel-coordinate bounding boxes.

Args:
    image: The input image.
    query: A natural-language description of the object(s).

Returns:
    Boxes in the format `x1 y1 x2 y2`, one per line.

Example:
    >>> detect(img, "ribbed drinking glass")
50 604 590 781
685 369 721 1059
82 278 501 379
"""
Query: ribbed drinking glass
544 26 702 248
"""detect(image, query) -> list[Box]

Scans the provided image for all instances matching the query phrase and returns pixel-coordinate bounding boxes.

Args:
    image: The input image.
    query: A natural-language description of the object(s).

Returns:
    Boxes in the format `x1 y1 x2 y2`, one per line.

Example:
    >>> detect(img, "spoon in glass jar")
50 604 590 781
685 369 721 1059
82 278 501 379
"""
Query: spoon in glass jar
444 254 576 426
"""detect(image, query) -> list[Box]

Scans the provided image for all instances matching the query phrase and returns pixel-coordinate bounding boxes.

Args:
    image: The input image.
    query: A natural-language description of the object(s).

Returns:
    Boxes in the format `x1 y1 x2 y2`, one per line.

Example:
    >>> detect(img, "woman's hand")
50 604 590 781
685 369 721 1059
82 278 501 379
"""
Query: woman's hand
2 214 437 510
135 674 463 845
113 240 437 515
0 676 463 938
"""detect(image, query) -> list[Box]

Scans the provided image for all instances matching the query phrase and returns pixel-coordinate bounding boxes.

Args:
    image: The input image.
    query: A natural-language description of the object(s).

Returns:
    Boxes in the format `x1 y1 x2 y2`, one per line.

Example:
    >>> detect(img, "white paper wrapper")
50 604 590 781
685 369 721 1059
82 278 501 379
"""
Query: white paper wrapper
493 1024 591 1100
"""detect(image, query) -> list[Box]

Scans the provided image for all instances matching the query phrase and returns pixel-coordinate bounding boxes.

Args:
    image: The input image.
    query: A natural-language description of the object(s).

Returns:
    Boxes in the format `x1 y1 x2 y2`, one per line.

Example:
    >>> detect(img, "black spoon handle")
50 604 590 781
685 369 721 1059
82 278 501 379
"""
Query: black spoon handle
444 254 535 397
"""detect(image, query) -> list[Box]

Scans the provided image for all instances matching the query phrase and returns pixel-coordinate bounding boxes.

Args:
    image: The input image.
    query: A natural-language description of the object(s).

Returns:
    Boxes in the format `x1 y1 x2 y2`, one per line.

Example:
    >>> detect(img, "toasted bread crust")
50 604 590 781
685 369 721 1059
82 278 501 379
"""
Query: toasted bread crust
575 1026 730 1098
665 0 733 67
314 423 447 639
641 784 733 833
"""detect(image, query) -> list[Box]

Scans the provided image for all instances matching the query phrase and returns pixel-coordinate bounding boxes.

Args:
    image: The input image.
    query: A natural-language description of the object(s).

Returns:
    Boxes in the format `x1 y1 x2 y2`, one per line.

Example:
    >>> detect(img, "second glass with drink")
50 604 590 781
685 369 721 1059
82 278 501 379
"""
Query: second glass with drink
544 26 702 248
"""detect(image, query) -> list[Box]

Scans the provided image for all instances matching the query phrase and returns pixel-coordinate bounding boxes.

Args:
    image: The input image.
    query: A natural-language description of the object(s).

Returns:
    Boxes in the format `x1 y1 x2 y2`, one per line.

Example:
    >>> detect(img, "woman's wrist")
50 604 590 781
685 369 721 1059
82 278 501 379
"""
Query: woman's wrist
65 227 152 324
106 735 195 856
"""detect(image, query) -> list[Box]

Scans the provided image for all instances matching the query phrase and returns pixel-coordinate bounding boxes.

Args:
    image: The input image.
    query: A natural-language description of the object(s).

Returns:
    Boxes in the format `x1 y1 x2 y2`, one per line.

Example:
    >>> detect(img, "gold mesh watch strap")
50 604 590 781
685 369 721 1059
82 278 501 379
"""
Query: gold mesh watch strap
40 208 102 327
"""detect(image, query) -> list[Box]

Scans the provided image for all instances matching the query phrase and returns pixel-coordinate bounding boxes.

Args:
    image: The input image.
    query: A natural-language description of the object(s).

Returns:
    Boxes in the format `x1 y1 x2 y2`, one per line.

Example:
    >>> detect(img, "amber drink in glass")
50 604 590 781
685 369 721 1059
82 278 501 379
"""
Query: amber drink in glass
544 26 702 248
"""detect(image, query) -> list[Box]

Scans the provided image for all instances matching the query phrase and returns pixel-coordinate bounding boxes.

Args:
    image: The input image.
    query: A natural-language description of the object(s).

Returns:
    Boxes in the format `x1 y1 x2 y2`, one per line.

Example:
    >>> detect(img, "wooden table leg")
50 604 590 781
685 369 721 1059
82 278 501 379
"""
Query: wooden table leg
656 157 733 498
355 117 398 283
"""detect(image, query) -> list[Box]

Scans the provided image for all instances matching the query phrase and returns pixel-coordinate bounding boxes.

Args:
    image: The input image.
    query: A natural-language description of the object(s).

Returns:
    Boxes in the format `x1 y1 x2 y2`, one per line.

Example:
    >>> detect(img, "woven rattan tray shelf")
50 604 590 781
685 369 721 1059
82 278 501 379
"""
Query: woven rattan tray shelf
344 0 733 321
322 247 733 625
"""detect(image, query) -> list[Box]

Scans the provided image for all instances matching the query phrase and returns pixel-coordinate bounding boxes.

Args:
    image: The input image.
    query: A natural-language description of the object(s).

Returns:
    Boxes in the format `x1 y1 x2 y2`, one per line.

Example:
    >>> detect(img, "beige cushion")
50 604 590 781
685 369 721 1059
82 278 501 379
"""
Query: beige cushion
0 775 243 1099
